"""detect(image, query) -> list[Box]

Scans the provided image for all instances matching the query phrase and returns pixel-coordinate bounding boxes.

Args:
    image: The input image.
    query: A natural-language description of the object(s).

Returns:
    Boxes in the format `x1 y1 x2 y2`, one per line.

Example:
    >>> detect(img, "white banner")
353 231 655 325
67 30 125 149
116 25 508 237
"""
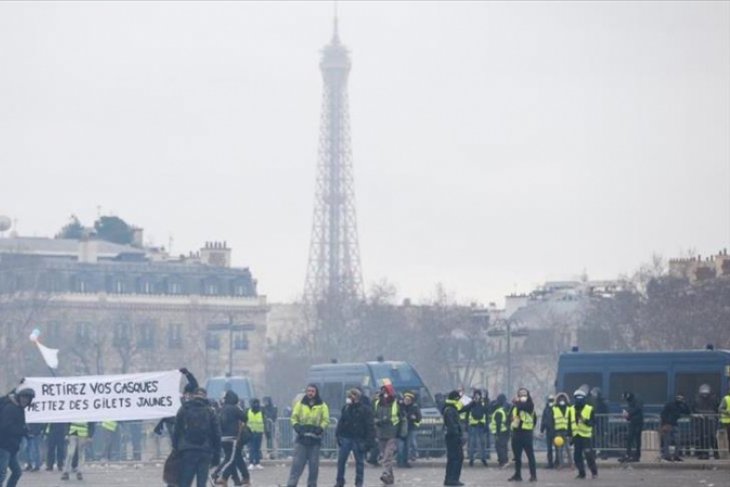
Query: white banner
23 370 183 423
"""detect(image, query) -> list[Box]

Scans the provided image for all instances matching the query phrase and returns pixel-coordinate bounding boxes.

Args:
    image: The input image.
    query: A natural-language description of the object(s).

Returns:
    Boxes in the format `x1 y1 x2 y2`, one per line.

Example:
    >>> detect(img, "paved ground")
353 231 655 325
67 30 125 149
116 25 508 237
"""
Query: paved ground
13 461 730 487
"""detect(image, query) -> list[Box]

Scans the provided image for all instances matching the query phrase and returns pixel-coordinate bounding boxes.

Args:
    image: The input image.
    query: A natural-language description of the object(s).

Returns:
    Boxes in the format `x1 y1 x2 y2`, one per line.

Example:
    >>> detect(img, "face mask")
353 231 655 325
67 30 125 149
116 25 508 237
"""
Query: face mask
558 401 566 406
345 398 353 405
519 396 527 403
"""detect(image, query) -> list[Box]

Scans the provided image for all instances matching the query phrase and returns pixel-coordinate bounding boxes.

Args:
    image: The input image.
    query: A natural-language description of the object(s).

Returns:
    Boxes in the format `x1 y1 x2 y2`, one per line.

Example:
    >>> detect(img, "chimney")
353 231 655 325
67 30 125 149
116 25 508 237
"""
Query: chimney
78 239 98 263
200 241 232 267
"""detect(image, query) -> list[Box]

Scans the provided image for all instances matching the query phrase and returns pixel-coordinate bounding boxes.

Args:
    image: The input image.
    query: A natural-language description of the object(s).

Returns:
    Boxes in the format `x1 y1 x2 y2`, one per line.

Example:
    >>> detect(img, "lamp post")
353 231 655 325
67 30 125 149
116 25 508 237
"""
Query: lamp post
487 320 529 395
208 318 255 376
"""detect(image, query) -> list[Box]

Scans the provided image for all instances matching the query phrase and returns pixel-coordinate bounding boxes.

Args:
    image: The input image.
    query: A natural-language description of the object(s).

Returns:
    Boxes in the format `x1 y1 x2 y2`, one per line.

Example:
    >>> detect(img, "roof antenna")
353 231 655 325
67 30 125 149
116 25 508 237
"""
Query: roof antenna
333 0 340 43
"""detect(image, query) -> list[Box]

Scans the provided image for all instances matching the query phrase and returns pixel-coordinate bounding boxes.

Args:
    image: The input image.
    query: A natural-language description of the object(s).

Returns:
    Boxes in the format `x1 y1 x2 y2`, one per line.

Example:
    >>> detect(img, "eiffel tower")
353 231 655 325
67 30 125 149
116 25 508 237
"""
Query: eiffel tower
304 16 364 344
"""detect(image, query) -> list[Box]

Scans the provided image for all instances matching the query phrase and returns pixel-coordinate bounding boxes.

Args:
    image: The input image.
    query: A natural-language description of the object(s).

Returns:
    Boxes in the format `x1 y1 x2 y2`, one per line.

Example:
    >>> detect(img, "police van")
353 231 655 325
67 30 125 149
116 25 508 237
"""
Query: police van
556 348 730 414
205 375 255 405
305 360 444 455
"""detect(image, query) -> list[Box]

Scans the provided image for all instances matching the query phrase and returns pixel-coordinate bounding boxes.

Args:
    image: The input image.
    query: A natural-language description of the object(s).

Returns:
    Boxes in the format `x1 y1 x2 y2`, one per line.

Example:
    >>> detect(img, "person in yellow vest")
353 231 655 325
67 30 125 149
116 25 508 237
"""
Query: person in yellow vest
507 387 537 482
100 420 119 461
285 384 330 487
719 384 730 455
568 389 598 479
552 392 572 469
247 399 265 469
61 422 95 481
489 393 510 468
466 389 489 467
374 383 402 486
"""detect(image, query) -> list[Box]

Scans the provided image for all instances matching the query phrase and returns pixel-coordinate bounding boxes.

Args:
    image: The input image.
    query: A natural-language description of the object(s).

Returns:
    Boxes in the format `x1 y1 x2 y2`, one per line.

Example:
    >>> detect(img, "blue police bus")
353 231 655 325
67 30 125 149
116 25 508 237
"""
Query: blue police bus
556 349 730 414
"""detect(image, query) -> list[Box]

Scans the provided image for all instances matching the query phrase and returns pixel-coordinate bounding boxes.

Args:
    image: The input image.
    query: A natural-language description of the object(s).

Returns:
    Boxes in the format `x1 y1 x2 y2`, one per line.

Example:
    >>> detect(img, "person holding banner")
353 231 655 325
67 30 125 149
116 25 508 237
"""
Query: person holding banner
61 422 95 481
173 387 221 487
0 387 36 487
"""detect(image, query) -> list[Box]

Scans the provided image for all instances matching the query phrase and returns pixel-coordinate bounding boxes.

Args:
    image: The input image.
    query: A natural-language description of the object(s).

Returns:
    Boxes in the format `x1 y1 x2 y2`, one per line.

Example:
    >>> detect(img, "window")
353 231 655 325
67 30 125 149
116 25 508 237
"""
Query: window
206 331 220 350
137 322 155 348
168 323 182 349
75 322 91 344
167 280 183 295
562 372 602 397
114 279 125 293
73 275 92 293
137 278 154 294
113 322 131 347
234 332 249 350
675 373 721 400
609 372 668 404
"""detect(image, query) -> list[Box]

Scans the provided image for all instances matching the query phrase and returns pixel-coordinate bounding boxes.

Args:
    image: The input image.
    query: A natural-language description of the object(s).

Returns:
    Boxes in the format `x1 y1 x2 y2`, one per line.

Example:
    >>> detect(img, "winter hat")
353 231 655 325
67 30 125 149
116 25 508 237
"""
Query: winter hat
447 390 461 401
403 392 416 400
347 388 362 400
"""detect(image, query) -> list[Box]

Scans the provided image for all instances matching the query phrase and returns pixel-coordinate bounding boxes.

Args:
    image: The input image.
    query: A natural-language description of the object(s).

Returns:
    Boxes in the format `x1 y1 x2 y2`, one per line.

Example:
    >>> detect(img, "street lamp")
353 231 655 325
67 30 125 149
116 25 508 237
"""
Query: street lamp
487 320 529 395
207 318 256 376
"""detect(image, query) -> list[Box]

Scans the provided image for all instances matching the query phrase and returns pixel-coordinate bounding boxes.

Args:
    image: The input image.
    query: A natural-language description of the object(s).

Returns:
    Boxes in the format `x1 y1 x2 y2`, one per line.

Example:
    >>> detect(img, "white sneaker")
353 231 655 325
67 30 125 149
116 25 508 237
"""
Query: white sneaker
255 464 264 470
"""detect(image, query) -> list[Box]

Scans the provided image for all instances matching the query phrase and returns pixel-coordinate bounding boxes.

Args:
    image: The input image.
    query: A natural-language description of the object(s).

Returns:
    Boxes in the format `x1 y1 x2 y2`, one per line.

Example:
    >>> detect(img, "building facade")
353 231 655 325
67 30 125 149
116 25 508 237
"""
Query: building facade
0 237 267 395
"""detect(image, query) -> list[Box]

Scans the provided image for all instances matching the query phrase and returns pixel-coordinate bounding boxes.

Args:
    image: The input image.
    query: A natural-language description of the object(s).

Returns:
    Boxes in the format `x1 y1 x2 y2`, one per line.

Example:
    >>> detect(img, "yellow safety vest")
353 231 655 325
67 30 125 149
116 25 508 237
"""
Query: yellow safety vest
490 407 508 434
374 399 400 426
101 421 118 432
69 423 89 437
510 408 535 431
468 405 487 426
569 404 593 438
248 410 265 433
720 395 730 425
291 400 330 429
552 406 569 431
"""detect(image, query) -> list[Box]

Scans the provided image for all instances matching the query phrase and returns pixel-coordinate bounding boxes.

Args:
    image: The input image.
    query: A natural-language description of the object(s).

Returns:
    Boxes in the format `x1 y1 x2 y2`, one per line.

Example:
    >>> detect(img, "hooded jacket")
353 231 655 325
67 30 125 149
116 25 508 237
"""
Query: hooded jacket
173 397 222 454
443 397 462 437
336 399 375 443
219 390 247 438
291 386 330 445
0 394 28 454
624 393 643 426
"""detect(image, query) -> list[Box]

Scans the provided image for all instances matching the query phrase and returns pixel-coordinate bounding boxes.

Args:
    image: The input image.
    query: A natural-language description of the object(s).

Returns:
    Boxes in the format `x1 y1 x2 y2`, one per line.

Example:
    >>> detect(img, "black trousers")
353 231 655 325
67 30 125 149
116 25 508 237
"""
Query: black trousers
626 423 642 460
444 434 463 484
511 431 536 480
573 436 597 477
545 430 555 466
46 435 67 469
495 433 509 466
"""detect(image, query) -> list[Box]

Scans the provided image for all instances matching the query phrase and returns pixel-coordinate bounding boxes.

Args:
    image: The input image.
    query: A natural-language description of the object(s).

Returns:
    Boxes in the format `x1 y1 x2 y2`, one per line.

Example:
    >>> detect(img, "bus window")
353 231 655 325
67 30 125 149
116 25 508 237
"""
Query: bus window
322 382 344 413
609 372 667 404
675 373 721 400
562 372 602 395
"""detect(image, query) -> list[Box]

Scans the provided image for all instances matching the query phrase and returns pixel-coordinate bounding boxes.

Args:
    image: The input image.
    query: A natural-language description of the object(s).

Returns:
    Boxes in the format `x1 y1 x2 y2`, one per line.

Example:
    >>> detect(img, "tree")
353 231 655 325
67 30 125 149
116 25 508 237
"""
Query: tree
56 215 86 240
94 216 134 245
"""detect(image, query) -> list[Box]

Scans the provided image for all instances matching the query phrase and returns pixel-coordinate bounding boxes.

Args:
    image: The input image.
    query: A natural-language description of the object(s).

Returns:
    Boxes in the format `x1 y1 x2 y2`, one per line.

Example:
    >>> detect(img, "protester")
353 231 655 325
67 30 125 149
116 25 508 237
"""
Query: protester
720 383 730 455
397 391 421 468
262 396 278 459
660 393 690 462
0 387 36 487
45 423 69 471
489 393 510 468
373 383 402 486
247 398 265 469
508 387 537 482
540 394 556 469
285 384 330 487
693 384 720 459
620 392 643 463
173 387 222 487
466 389 489 467
61 422 95 481
334 388 375 487
443 390 465 486
23 422 43 472
212 390 250 487
569 389 598 479
552 392 572 469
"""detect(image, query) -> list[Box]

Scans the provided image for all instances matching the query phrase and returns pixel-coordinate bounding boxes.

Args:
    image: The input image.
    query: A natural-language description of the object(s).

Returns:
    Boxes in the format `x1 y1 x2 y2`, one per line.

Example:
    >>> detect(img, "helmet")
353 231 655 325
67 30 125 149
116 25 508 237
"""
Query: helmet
547 394 555 401
16 388 35 400
590 387 602 398
699 384 711 395
573 389 586 398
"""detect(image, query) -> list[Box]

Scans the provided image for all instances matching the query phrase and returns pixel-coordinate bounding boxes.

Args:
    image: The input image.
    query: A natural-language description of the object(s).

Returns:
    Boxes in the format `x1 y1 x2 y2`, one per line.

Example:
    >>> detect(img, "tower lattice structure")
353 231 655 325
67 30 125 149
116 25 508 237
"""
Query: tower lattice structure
304 19 364 325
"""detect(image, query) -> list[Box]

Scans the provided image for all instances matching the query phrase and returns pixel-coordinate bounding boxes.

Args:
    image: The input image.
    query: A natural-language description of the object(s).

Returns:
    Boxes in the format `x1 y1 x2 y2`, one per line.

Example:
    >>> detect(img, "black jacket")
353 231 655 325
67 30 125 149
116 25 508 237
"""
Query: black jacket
219 391 247 438
625 395 643 426
540 404 554 434
466 400 488 428
336 401 375 444
173 397 222 454
661 400 690 426
0 395 28 454
443 400 462 437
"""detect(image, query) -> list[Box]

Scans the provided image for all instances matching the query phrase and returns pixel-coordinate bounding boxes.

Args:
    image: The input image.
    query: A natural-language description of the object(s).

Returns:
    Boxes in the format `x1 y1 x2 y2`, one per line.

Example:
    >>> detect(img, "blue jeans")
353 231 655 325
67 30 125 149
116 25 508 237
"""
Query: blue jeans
248 432 263 465
178 450 212 487
468 424 487 462
397 430 415 465
336 437 365 487
24 437 41 469
0 448 22 487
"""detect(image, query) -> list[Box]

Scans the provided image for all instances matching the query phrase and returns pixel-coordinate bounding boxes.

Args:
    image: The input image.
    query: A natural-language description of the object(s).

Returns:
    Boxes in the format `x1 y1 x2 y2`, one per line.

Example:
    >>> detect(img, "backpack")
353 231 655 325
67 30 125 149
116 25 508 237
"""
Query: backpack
184 404 211 445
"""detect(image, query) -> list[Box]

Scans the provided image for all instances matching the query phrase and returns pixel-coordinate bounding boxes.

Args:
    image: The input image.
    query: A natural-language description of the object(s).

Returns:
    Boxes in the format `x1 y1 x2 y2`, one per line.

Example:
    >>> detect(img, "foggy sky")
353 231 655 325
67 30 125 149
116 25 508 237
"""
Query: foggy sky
1 1 728 305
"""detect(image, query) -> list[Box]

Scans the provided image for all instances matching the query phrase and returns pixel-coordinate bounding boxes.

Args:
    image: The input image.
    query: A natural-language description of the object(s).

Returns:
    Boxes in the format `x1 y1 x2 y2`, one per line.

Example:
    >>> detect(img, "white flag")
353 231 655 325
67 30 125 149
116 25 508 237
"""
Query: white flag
36 341 59 369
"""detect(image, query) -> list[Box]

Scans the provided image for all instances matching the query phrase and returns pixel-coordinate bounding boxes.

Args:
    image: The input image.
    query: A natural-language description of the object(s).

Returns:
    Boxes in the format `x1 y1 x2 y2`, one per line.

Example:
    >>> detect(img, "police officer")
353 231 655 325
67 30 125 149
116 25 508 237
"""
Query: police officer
508 388 537 482
569 389 598 479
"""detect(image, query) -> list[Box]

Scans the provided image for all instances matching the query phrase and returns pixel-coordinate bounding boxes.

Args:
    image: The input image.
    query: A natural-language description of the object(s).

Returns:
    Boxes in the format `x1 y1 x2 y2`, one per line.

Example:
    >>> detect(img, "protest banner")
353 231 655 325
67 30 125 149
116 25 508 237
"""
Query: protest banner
23 370 183 423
